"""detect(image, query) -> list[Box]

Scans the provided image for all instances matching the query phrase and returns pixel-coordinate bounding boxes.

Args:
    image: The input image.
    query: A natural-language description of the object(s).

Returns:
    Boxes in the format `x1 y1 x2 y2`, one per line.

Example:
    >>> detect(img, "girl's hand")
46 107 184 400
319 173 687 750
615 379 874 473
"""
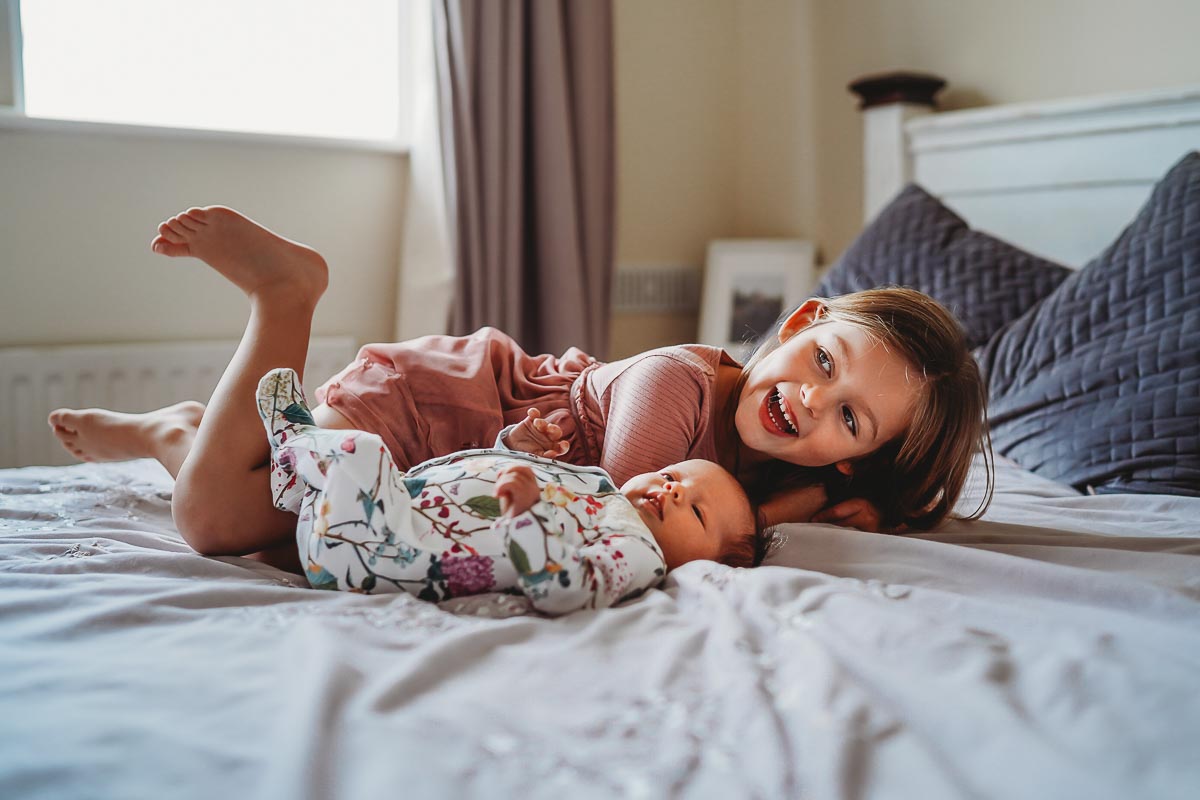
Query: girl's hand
812 497 887 532
757 484 829 528
494 465 541 517
506 408 570 459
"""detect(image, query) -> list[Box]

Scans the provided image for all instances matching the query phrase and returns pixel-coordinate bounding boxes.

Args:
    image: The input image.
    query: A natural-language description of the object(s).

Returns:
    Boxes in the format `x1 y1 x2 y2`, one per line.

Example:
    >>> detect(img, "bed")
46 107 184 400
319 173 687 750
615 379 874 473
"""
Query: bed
3 84 1199 799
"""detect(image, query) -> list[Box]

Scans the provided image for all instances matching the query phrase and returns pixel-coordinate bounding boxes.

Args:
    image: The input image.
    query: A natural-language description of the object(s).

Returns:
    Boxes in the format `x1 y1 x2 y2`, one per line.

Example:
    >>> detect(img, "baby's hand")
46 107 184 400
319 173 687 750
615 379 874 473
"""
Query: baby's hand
505 408 570 459
494 464 541 518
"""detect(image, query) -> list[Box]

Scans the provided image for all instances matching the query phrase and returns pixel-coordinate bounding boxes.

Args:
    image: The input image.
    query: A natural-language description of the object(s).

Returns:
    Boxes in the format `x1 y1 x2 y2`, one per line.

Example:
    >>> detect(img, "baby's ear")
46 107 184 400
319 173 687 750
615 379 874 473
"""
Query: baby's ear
835 459 854 477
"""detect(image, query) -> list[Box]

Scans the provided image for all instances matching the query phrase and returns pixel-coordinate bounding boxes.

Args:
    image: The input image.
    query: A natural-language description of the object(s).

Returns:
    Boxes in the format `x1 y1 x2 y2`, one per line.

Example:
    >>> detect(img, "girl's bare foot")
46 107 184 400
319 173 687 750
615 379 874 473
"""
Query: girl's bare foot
48 401 205 465
150 206 328 307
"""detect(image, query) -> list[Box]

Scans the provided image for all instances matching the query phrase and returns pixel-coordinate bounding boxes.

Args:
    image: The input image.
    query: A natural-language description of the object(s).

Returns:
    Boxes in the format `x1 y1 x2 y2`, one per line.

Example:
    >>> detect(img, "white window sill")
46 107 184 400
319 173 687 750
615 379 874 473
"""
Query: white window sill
0 107 409 155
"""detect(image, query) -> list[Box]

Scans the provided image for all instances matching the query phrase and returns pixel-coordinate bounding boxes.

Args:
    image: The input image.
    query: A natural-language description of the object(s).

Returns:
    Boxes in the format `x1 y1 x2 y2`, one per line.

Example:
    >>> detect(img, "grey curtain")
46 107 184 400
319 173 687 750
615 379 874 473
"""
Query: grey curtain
433 0 615 358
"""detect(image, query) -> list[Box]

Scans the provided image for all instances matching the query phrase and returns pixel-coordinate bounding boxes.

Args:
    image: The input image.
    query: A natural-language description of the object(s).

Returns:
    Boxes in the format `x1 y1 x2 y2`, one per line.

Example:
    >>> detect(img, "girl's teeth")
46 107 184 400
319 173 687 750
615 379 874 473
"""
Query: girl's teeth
768 389 798 435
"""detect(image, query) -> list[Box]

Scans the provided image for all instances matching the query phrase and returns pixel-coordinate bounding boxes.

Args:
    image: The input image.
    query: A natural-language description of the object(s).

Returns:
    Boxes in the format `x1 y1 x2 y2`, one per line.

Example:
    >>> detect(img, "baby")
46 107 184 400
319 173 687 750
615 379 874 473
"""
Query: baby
257 368 758 615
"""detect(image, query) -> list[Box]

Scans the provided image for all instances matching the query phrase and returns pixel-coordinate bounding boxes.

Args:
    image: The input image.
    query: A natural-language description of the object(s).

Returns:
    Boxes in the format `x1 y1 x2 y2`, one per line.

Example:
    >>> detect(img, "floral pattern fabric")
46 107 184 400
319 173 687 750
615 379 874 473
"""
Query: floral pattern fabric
257 369 667 615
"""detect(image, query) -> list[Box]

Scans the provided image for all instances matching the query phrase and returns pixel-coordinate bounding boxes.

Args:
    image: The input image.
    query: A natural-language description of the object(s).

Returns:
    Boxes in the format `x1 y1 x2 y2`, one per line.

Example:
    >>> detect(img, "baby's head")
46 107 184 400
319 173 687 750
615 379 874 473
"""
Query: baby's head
621 459 758 570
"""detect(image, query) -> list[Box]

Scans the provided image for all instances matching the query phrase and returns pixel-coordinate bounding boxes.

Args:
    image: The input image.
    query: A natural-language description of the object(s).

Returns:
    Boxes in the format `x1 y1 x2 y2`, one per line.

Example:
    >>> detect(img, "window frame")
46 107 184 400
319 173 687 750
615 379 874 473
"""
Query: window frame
0 0 410 154
5 0 23 111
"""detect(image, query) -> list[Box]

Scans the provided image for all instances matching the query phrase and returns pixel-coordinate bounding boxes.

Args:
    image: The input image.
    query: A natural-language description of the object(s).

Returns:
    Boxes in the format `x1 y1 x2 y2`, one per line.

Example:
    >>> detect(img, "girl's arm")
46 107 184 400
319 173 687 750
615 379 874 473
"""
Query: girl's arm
757 474 887 532
595 354 707 484
812 497 887 531
757 484 829 528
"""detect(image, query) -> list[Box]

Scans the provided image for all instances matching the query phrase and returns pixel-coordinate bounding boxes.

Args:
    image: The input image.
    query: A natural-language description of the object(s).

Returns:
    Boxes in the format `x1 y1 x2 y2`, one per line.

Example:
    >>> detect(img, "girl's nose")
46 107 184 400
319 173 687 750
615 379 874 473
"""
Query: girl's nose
663 481 683 502
800 383 825 414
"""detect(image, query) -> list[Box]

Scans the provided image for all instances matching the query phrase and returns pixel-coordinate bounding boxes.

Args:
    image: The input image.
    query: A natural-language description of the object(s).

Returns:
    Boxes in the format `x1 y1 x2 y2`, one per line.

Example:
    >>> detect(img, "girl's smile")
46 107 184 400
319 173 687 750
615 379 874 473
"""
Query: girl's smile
761 387 800 437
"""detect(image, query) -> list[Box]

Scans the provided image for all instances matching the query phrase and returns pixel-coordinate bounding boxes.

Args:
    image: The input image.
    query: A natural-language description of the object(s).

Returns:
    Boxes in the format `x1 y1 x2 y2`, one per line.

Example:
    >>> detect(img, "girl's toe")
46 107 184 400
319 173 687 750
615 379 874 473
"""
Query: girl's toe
175 214 200 232
156 222 185 243
151 236 190 257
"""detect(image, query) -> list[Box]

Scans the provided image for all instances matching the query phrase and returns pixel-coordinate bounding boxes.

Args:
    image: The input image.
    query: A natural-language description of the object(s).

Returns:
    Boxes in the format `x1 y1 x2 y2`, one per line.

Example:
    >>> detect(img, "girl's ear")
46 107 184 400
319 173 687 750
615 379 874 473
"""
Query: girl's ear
835 459 854 477
778 298 827 342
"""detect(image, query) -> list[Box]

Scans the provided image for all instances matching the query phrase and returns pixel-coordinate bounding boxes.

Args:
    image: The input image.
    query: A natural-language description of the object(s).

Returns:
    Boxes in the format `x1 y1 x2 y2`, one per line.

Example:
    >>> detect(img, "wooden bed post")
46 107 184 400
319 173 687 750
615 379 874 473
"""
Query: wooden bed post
848 71 945 222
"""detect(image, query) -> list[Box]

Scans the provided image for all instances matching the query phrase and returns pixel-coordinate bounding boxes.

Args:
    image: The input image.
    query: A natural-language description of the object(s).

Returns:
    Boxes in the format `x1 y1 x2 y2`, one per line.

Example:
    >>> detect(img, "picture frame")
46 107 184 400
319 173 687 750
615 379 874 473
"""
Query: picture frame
698 239 817 357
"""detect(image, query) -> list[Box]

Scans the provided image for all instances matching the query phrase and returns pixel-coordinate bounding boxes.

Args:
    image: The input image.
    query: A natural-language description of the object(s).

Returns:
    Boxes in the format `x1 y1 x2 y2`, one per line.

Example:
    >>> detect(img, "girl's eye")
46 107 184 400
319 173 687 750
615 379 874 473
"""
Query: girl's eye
693 505 703 523
661 472 674 481
816 347 833 376
842 405 858 437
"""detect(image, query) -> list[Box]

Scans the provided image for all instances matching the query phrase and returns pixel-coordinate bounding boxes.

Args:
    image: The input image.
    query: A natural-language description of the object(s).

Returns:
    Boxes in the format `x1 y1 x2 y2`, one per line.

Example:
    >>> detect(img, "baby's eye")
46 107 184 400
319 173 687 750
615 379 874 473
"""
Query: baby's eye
660 472 675 481
842 405 858 436
816 347 833 376
693 504 703 523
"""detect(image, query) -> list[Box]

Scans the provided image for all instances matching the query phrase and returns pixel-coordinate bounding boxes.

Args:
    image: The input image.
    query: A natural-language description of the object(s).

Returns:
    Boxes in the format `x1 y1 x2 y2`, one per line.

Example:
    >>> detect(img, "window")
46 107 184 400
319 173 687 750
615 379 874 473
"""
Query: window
7 0 407 145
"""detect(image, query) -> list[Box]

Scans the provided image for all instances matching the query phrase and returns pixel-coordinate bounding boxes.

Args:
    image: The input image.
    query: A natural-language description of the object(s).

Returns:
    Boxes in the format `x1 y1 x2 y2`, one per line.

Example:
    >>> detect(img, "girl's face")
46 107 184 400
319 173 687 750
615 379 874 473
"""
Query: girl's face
735 300 924 473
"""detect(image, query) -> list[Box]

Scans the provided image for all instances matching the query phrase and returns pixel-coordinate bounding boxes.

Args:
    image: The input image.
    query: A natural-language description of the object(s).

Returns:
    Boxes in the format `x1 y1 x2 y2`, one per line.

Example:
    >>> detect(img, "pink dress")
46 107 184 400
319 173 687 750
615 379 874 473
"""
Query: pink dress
316 327 738 486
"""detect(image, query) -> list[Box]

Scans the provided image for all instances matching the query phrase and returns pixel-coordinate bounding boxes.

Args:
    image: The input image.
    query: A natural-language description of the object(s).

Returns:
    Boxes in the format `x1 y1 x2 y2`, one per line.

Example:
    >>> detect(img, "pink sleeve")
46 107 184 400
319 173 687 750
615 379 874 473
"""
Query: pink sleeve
598 354 708 485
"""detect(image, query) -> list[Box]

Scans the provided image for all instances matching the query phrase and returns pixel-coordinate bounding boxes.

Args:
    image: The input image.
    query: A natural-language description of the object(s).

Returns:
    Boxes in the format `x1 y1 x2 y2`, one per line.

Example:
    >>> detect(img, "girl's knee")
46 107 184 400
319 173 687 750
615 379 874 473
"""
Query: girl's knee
172 470 243 554
173 460 289 555
172 497 231 555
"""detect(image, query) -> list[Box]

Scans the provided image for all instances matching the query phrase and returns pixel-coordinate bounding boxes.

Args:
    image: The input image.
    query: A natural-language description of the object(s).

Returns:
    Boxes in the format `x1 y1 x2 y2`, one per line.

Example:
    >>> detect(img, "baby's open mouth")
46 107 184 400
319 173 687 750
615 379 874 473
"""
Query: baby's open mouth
642 493 664 520
766 388 799 436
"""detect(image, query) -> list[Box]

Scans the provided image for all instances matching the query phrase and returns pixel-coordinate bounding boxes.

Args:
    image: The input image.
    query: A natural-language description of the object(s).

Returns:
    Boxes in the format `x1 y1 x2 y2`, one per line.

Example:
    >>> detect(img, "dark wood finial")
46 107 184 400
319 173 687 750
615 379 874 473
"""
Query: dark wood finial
848 71 946 110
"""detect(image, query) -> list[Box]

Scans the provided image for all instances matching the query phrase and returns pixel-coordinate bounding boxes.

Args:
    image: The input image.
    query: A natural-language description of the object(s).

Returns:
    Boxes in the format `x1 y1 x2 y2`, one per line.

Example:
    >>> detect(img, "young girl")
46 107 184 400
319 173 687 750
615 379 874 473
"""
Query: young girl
255 367 758 615
49 206 992 561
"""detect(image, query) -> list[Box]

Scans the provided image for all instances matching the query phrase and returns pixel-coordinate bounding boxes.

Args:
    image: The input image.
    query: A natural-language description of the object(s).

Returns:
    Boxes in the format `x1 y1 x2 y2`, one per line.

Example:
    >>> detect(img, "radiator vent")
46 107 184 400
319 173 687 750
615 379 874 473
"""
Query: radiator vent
0 337 357 468
613 265 701 313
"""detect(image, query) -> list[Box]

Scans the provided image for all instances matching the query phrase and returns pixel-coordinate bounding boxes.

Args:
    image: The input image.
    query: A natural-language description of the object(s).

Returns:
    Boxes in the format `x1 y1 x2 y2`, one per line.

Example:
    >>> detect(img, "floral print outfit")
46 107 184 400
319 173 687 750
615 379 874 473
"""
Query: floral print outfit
256 369 667 615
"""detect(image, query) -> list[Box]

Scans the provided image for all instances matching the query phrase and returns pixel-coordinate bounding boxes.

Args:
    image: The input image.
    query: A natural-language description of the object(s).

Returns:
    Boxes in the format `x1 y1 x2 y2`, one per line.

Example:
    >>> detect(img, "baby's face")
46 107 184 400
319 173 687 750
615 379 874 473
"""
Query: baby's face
621 459 755 570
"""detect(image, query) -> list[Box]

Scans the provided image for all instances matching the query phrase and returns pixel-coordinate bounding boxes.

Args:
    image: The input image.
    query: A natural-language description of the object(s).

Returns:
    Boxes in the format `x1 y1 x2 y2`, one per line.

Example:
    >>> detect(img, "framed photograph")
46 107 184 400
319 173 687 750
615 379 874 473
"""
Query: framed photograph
698 239 817 357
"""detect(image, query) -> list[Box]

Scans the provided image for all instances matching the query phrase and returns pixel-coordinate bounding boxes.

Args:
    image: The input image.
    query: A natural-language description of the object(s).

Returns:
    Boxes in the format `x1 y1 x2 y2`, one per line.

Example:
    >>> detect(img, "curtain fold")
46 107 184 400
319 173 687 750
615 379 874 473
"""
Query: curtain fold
433 0 615 358
395 0 456 341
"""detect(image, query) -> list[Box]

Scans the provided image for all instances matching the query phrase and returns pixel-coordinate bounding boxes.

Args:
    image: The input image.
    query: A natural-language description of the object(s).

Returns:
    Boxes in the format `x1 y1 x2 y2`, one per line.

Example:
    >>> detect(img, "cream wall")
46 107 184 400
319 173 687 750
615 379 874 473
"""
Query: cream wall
612 0 822 357
615 0 739 268
613 0 1200 356
0 125 406 349
612 0 739 356
810 0 1200 260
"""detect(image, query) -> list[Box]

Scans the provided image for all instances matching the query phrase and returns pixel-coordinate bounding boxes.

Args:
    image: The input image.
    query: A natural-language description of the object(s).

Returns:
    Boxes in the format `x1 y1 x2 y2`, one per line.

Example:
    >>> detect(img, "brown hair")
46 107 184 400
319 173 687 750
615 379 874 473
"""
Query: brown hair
718 476 760 568
727 287 994 530
720 530 759 568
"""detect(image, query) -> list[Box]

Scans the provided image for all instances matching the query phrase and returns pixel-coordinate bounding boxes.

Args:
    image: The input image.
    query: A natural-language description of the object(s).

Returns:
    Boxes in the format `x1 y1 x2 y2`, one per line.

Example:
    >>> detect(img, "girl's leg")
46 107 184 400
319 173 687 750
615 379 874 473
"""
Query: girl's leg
49 401 354 478
147 205 331 555
49 401 205 477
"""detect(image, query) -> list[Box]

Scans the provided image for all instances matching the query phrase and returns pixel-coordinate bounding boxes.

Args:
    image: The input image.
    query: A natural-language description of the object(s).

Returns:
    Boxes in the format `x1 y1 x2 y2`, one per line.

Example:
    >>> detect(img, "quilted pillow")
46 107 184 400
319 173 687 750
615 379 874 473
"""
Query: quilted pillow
816 184 1072 348
978 152 1200 496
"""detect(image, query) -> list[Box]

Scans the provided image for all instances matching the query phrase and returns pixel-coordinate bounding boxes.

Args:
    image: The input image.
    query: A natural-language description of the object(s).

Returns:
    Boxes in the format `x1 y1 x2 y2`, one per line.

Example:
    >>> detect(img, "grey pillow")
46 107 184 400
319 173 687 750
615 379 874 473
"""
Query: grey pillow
816 184 1072 348
978 152 1200 496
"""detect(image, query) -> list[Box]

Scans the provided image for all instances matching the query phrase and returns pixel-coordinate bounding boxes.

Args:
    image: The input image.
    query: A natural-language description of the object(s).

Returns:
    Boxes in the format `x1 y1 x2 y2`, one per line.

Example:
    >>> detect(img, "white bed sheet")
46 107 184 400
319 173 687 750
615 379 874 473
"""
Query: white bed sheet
1 457 1197 799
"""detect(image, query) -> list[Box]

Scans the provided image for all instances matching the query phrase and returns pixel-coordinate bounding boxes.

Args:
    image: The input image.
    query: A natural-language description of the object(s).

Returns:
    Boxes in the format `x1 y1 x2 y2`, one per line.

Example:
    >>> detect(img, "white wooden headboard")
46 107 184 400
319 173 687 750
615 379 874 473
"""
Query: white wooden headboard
857 80 1200 267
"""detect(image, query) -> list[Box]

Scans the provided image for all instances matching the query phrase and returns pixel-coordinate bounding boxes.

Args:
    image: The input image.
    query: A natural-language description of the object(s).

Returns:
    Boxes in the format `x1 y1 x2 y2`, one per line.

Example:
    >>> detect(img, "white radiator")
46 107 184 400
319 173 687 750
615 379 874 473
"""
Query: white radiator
0 337 357 469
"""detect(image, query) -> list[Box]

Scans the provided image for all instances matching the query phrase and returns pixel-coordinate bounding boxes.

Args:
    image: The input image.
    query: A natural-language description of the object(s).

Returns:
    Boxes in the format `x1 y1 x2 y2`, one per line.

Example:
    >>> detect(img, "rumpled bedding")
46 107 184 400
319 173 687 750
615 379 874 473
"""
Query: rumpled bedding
1 457 1197 799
